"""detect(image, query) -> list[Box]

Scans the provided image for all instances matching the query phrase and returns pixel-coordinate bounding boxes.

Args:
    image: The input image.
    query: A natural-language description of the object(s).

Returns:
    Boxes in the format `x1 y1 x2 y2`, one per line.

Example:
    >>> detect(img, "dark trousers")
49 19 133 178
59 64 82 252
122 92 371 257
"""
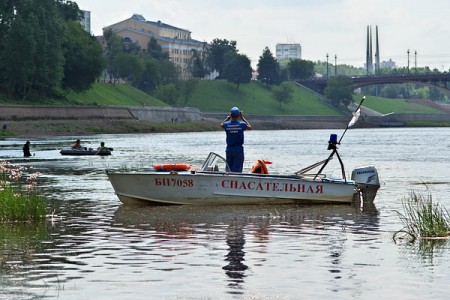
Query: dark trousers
226 147 244 172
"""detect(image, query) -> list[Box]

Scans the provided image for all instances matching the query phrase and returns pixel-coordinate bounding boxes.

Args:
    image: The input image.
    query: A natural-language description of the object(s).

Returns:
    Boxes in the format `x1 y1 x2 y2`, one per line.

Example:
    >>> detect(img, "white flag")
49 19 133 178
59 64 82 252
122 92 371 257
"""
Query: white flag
348 108 360 127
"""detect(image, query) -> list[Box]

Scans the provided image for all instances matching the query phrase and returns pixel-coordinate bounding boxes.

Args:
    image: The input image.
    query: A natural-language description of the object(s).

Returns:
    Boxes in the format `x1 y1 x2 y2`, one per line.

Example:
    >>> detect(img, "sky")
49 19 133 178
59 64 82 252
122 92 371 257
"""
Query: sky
74 0 450 70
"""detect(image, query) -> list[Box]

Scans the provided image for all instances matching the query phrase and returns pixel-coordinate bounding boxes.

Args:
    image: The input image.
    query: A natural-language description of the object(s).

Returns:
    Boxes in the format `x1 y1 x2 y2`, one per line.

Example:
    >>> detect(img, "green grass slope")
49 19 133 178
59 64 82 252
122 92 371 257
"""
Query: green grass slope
66 82 167 106
187 80 342 115
1 80 445 117
355 95 445 114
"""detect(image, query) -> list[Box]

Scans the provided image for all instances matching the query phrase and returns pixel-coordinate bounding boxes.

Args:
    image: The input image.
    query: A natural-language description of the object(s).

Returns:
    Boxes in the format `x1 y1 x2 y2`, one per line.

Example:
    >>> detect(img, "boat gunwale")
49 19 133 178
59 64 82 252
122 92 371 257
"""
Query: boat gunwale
105 169 357 185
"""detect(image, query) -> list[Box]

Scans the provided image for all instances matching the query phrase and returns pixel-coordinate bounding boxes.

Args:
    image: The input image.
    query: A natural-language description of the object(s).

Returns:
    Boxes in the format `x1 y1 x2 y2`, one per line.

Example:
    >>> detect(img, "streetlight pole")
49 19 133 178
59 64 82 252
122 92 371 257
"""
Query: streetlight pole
334 55 337 76
414 50 417 74
326 53 329 79
407 49 410 74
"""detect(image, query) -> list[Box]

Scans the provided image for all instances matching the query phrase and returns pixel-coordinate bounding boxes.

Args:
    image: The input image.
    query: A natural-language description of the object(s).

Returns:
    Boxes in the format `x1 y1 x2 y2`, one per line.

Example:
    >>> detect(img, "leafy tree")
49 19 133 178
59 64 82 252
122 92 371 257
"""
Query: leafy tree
103 31 180 92
61 21 105 93
380 84 401 98
207 38 237 77
137 58 160 93
155 83 179 105
222 53 252 90
147 37 169 60
181 78 200 105
429 86 447 102
411 86 429 99
287 59 315 80
58 1 104 94
190 49 207 78
114 52 144 87
32 0 65 97
314 60 366 77
56 0 81 21
2 0 65 99
123 38 141 55
104 29 124 84
257 47 280 85
159 60 180 86
2 10 36 97
0 0 16 43
0 0 105 98
324 75 354 107
272 82 294 109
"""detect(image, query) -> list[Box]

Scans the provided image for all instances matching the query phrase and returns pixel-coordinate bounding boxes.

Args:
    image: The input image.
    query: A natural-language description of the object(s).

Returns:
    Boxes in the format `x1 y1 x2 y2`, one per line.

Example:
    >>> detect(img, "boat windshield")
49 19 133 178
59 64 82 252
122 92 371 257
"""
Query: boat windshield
200 152 230 172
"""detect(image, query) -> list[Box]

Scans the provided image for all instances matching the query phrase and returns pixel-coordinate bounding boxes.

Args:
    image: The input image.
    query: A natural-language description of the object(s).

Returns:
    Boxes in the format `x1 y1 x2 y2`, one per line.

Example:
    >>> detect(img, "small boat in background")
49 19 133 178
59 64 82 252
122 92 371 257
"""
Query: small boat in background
60 147 112 156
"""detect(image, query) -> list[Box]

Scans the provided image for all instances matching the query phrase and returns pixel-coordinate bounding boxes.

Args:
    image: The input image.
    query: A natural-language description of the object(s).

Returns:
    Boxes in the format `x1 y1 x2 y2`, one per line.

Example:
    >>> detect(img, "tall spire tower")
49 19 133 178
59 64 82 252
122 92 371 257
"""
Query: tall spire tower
375 25 380 74
366 25 379 75
366 26 374 74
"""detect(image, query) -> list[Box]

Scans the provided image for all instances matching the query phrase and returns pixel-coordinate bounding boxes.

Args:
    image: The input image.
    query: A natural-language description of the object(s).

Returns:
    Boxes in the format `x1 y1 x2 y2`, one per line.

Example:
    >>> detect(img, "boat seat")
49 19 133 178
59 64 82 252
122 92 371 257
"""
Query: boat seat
205 165 219 171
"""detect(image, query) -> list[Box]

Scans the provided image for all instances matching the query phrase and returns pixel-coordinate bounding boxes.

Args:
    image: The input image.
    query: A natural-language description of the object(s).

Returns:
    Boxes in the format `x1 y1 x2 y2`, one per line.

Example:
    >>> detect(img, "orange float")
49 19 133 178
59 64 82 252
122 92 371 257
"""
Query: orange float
250 159 272 174
154 163 191 172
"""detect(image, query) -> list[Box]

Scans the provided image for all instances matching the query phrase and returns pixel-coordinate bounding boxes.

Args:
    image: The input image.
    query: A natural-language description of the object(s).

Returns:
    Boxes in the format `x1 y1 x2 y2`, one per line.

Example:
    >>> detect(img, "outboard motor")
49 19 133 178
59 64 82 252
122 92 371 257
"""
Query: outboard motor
351 166 380 202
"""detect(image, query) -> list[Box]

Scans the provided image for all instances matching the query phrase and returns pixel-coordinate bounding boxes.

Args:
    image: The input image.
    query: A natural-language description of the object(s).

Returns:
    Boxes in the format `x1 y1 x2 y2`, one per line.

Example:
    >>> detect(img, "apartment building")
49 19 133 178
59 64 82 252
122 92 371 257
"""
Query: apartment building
103 14 206 79
275 43 302 60
80 10 91 33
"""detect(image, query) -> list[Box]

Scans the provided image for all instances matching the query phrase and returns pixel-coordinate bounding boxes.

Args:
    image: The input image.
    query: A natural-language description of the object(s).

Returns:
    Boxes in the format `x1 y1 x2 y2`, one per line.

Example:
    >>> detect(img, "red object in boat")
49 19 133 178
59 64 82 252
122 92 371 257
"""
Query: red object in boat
154 163 191 172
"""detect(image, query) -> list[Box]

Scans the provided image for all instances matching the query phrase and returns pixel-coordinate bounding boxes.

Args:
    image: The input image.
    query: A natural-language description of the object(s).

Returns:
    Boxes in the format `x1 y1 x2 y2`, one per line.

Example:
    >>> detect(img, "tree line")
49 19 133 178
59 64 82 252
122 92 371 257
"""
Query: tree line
0 0 104 100
3 1 442 107
0 0 316 106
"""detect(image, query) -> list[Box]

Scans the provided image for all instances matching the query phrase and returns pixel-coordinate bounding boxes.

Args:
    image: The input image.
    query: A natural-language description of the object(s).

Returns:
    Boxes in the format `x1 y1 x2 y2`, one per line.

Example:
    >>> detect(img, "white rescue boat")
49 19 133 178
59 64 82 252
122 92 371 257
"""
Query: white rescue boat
107 151 380 206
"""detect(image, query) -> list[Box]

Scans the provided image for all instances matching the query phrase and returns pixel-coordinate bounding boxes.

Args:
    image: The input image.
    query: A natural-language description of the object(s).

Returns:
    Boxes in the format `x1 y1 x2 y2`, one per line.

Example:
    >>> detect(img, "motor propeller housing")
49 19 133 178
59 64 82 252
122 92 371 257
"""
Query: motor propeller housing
351 166 380 202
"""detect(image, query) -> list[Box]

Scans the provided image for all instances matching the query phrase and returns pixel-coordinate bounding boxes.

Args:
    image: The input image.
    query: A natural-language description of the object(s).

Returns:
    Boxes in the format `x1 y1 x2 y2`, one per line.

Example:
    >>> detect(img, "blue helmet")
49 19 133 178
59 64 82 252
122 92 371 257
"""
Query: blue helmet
230 107 240 117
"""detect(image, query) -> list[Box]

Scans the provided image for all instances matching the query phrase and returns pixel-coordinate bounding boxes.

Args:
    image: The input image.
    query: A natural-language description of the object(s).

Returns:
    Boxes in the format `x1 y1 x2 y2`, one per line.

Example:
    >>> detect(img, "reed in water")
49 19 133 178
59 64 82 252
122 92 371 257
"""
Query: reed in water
0 160 46 222
395 191 450 241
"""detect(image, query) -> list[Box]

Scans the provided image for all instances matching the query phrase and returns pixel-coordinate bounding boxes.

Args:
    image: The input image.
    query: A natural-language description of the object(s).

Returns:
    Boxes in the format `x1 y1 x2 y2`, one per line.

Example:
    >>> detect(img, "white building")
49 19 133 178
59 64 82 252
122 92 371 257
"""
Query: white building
380 59 396 70
80 10 91 33
276 43 302 60
103 14 207 80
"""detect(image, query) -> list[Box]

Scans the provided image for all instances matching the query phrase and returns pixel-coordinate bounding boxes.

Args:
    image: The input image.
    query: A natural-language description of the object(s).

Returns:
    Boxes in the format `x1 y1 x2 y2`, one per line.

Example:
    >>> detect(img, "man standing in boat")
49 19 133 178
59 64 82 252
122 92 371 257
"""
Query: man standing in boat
221 107 252 172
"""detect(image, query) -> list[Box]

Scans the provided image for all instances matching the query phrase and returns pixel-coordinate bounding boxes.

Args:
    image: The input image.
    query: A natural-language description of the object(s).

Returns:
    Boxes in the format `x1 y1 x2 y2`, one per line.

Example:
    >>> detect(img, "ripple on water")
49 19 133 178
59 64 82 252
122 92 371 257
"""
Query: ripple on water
2 129 450 299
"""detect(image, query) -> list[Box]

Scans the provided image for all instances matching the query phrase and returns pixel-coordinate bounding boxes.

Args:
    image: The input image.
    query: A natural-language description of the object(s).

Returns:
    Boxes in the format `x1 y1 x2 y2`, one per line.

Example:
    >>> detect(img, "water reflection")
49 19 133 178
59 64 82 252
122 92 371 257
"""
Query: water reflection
6 129 450 298
415 239 450 262
397 237 450 264
112 203 379 235
113 202 380 295
222 221 247 288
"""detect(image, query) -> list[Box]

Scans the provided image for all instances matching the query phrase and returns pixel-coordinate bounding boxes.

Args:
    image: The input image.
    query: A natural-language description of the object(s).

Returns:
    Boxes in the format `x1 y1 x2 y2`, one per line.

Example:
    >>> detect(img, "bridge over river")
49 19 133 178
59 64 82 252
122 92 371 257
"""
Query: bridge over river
295 73 450 94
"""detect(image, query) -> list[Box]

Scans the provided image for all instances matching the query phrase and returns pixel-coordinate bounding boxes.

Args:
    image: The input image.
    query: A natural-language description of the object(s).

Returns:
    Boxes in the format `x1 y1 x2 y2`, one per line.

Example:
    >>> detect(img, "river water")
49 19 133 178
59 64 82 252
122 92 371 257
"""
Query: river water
1 127 450 299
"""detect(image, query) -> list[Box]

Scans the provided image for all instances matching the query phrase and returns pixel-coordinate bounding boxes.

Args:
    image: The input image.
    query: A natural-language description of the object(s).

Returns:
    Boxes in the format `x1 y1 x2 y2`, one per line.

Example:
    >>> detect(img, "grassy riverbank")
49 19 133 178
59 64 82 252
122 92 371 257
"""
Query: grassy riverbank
0 119 220 137
1 80 449 138
1 81 446 116
0 116 349 138
358 96 445 114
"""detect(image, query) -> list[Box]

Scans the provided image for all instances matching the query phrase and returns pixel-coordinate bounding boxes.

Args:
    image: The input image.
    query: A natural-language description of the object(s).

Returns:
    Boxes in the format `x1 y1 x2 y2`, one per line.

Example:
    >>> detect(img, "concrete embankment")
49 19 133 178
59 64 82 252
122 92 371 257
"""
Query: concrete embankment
1 104 450 137
0 104 350 128
0 105 202 122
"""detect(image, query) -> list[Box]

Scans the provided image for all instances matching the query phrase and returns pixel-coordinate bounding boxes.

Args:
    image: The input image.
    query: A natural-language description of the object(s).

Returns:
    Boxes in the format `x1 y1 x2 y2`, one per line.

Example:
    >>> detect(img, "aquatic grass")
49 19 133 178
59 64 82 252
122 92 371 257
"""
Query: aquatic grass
394 191 450 242
0 160 47 222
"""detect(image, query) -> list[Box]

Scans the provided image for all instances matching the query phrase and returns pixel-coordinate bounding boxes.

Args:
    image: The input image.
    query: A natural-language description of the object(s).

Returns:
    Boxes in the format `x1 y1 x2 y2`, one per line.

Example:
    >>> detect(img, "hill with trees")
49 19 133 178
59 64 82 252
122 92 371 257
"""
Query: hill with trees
1 0 448 116
0 0 104 100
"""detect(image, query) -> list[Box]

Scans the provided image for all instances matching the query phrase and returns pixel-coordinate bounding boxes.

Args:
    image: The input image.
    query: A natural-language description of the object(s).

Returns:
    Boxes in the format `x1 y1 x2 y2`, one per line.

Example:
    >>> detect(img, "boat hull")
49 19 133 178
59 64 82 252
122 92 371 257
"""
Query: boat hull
60 149 111 156
106 171 358 205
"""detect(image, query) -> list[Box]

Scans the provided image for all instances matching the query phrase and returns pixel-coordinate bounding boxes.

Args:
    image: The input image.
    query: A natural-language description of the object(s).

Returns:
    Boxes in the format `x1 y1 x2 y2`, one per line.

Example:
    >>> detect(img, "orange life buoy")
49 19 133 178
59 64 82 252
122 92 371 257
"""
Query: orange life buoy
154 163 191 172
250 159 271 174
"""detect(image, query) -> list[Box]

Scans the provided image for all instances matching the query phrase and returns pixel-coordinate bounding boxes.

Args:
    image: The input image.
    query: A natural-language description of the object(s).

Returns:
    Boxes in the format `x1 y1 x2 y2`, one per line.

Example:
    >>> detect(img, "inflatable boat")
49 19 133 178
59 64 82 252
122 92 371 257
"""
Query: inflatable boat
60 147 112 156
